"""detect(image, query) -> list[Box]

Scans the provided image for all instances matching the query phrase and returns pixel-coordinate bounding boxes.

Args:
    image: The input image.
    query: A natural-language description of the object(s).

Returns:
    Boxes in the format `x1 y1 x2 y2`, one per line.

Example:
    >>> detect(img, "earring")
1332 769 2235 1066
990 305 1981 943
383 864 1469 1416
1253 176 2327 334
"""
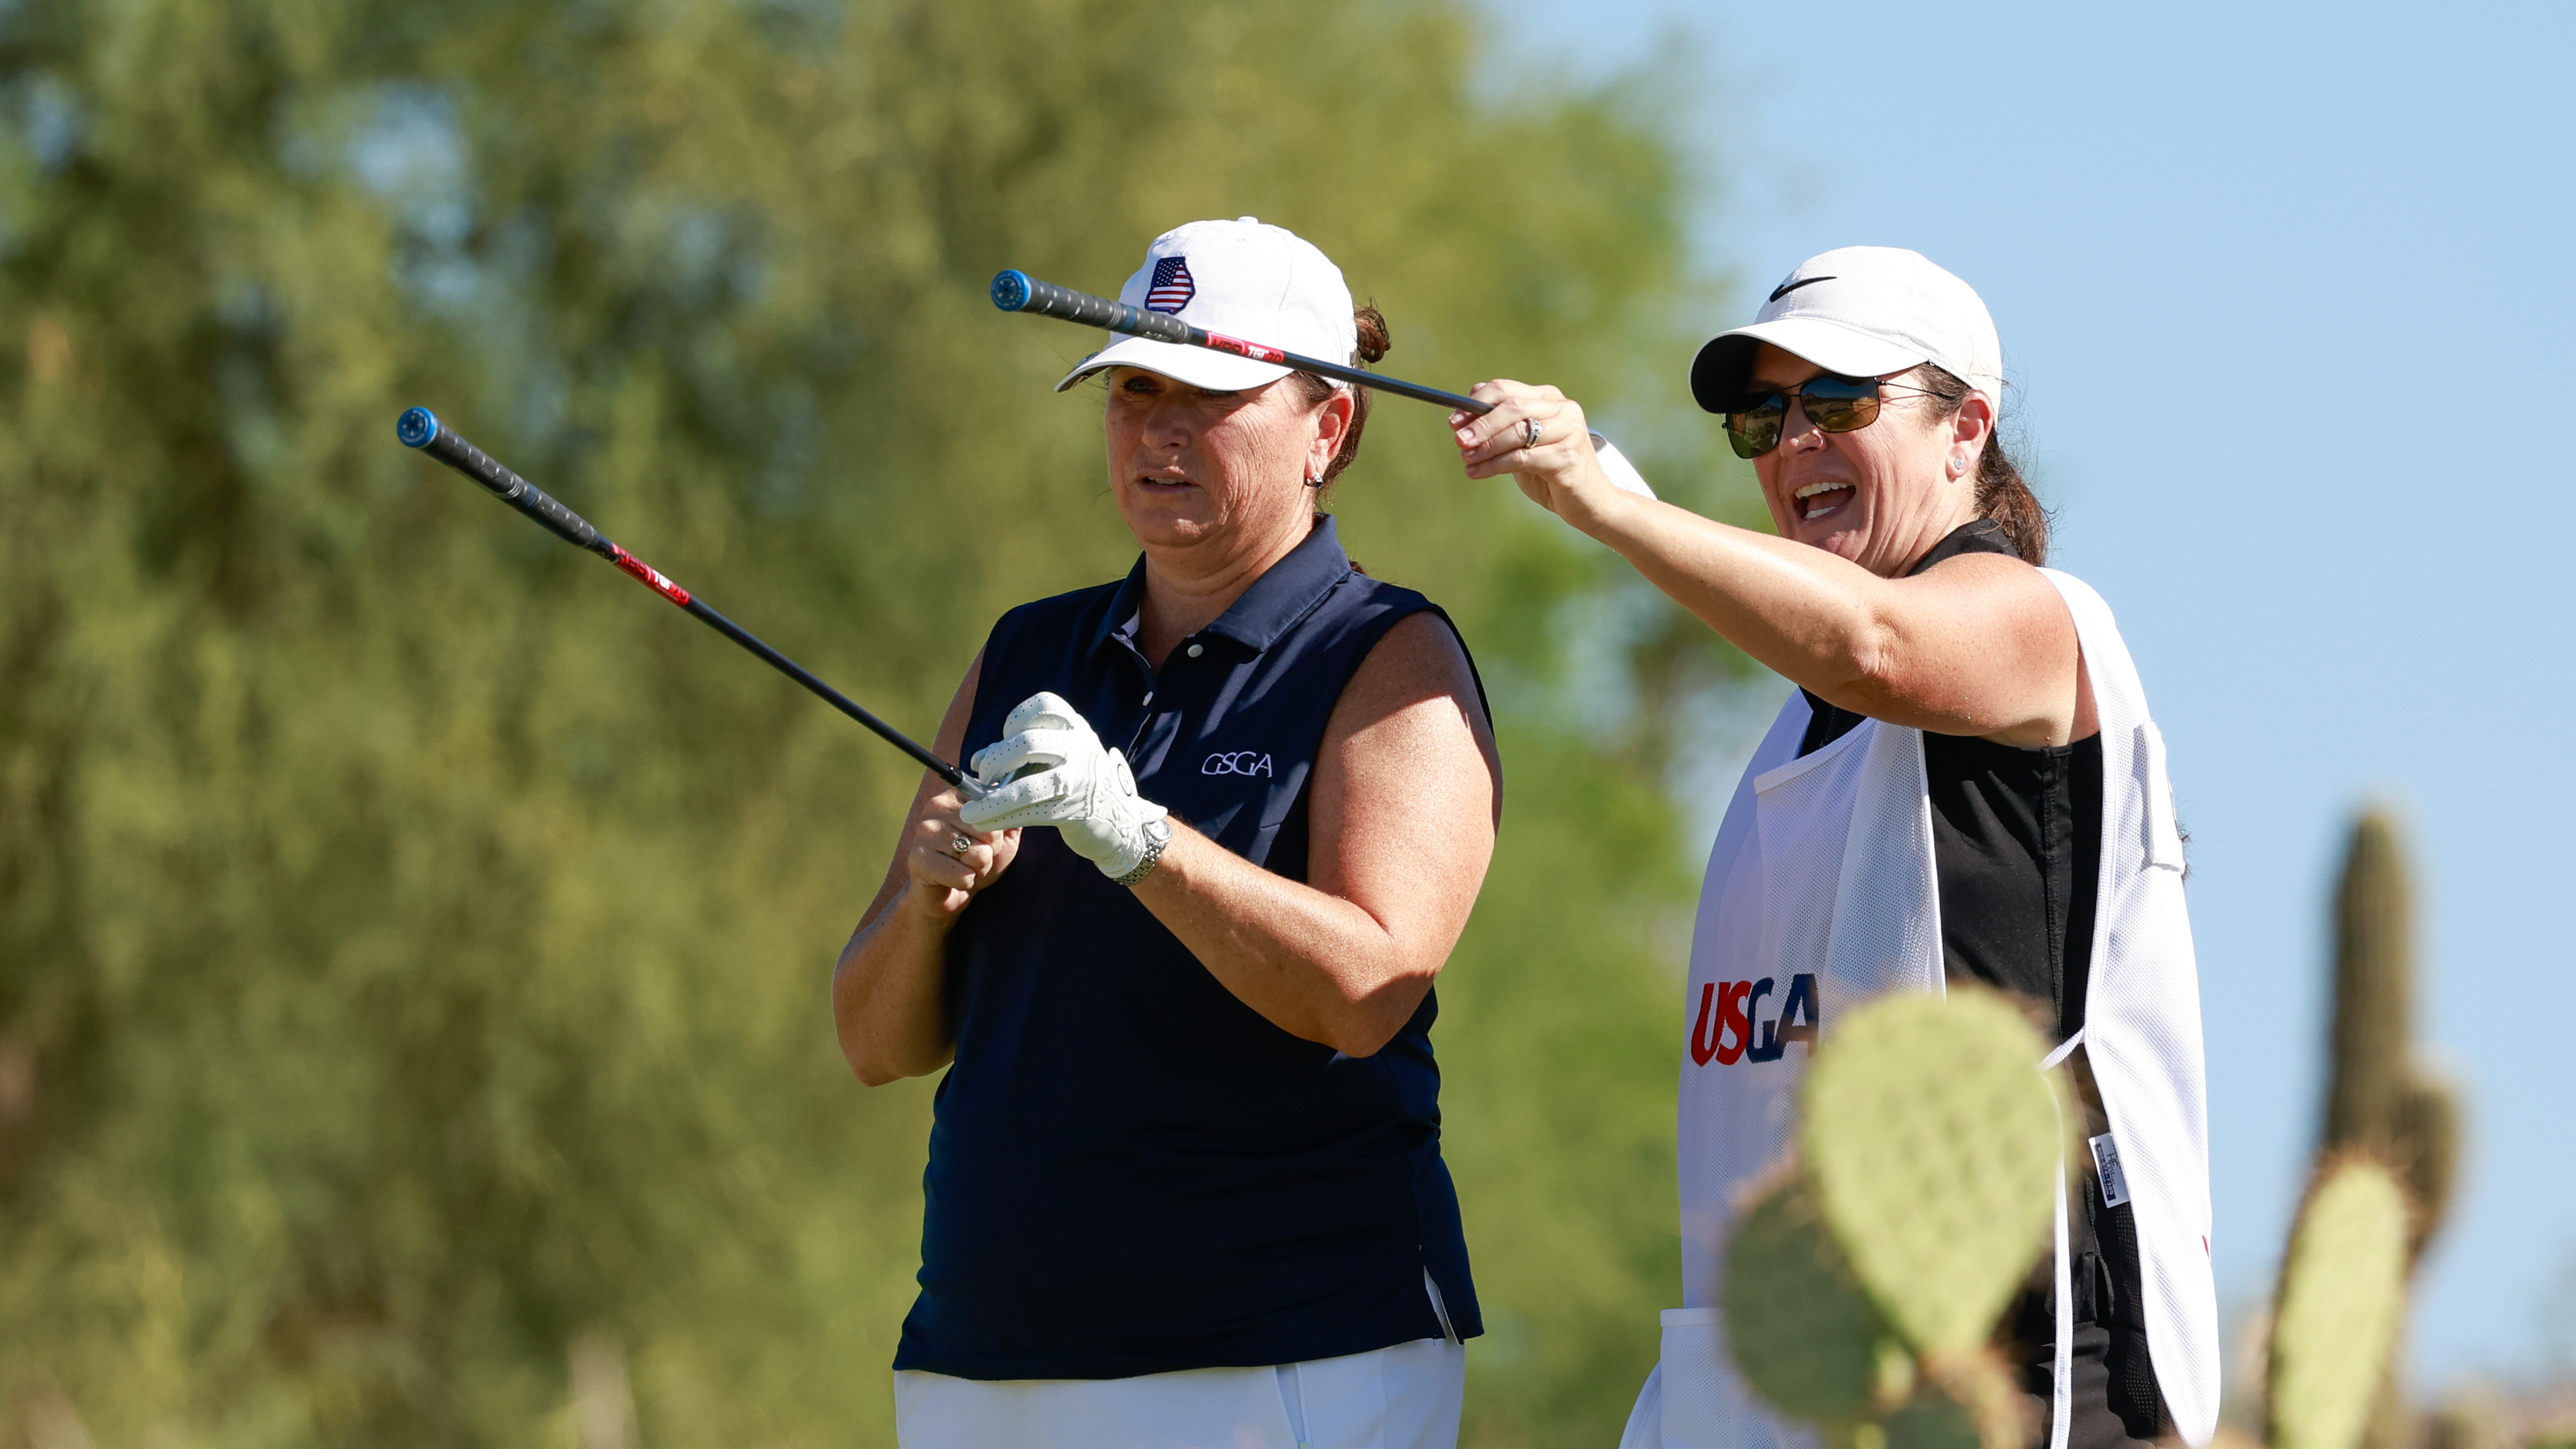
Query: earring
1951 455 1969 476
1304 474 1323 488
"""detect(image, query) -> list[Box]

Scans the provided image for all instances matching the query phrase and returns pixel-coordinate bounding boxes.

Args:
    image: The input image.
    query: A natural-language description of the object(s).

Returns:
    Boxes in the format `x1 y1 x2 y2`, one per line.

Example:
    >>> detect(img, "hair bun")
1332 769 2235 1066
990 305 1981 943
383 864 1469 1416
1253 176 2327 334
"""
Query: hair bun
1353 303 1391 366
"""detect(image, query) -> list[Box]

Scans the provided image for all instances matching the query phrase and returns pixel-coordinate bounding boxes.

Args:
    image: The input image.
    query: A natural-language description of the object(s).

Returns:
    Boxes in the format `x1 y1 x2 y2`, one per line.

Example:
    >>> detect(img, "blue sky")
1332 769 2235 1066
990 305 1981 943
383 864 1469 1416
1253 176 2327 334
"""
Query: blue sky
1479 0 2576 1393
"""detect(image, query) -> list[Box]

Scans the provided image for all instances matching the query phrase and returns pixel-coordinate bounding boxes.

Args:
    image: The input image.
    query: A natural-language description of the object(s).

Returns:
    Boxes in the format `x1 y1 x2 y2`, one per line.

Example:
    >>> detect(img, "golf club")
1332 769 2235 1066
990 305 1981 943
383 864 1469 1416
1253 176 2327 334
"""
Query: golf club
990 269 1492 415
395 406 987 800
990 269 1663 500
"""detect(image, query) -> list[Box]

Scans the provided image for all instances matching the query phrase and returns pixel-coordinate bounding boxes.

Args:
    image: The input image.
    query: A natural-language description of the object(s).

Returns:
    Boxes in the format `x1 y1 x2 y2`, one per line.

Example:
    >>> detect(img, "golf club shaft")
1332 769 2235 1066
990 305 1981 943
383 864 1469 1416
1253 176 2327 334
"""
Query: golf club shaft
395 407 985 800
990 270 1492 415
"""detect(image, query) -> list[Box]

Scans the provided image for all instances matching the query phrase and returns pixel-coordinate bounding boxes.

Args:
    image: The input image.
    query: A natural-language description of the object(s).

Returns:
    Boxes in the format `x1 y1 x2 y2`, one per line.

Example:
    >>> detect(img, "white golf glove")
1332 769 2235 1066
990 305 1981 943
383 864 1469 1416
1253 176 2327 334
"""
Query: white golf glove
957 692 1171 880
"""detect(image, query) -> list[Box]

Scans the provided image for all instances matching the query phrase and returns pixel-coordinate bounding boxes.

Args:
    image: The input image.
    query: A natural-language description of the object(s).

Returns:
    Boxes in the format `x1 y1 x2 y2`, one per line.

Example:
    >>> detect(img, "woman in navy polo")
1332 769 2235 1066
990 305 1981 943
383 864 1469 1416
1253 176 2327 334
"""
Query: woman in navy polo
831 218 1500 1449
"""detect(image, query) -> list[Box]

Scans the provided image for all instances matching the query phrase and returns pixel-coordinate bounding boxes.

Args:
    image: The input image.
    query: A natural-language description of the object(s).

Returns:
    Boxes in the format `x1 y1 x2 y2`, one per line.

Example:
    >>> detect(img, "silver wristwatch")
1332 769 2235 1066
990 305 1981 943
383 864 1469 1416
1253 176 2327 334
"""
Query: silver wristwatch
1111 817 1173 887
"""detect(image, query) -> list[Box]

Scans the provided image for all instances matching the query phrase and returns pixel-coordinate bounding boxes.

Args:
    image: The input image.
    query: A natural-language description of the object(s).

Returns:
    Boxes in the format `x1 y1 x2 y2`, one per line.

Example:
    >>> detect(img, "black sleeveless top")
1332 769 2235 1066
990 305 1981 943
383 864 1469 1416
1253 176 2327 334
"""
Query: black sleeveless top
1795 520 2166 1444
895 516 1486 1381
1794 520 2103 1041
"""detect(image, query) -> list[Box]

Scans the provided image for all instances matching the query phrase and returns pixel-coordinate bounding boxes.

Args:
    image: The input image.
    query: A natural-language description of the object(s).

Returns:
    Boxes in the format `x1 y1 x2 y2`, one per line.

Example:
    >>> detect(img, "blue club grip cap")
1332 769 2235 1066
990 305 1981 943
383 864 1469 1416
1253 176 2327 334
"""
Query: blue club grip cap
990 270 1032 312
397 406 440 448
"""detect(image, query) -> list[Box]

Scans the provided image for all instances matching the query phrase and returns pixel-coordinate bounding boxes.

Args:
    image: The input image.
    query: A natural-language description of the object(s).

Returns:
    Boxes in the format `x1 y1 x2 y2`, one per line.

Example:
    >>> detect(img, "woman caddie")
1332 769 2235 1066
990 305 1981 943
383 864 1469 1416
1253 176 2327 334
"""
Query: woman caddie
1454 249 2217 1449
834 218 1500 1449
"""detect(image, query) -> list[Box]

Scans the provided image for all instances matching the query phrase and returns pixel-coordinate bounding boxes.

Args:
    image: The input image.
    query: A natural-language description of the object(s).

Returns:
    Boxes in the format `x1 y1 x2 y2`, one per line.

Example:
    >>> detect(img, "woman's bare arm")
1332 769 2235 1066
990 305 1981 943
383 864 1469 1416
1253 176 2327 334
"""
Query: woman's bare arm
1455 386 2088 746
1131 612 1499 1057
831 652 1020 1085
1580 502 2085 744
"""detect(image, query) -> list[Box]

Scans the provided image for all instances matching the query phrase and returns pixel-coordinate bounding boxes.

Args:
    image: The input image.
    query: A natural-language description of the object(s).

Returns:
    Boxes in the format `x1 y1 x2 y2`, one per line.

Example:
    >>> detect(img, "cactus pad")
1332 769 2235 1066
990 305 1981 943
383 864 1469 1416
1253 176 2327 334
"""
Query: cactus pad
1882 1392 1982 1449
1725 1168 1897 1423
1800 990 2060 1354
1883 1351 2022 1449
2268 1158 2410 1449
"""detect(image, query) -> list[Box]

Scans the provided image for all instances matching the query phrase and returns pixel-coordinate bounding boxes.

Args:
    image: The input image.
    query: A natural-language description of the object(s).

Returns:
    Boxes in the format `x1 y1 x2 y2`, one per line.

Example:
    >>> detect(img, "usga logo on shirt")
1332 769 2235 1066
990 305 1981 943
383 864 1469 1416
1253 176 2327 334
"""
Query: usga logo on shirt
1202 751 1274 777
1690 973 1821 1066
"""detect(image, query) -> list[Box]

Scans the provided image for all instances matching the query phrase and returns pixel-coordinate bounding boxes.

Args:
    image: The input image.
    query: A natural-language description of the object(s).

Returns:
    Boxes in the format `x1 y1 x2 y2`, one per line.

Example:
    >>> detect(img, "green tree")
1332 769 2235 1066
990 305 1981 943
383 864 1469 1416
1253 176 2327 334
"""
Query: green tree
0 1 1754 1443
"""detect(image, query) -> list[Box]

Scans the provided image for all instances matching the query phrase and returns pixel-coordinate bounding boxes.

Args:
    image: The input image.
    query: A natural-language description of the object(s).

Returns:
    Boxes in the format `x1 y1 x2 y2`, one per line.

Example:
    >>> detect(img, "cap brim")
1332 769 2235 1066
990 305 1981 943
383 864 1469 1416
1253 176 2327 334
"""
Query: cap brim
1689 317 1929 413
1055 334 1299 393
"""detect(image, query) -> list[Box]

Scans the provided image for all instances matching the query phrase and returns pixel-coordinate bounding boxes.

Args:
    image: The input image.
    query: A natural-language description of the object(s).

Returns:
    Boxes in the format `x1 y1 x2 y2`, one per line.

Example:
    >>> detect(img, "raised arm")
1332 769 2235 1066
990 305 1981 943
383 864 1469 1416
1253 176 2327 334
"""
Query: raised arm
1454 381 2089 748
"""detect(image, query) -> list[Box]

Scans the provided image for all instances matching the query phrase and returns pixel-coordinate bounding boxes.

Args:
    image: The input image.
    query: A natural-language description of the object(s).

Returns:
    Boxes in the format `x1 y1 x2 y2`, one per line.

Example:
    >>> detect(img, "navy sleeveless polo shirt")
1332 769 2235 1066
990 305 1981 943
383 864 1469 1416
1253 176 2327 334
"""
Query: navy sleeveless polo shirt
894 516 1489 1381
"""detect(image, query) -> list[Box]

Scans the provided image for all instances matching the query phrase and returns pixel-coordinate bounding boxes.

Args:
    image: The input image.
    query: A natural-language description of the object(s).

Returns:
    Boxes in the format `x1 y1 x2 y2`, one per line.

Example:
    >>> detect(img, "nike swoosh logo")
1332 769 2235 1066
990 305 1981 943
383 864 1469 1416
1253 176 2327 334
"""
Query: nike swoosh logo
1768 275 1836 303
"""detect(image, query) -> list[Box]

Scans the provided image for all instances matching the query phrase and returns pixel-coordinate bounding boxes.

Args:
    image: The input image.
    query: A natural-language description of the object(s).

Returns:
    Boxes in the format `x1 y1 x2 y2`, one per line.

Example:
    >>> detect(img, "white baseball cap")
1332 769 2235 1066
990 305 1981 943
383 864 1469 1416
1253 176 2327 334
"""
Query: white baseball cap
1690 246 2003 413
1056 218 1358 393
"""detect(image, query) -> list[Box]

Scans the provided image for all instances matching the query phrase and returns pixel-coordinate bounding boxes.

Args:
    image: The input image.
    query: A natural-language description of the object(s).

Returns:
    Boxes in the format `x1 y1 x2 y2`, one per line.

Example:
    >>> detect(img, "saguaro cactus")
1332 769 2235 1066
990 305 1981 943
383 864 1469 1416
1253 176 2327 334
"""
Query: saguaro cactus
2322 808 2465 1449
2325 808 2461 1260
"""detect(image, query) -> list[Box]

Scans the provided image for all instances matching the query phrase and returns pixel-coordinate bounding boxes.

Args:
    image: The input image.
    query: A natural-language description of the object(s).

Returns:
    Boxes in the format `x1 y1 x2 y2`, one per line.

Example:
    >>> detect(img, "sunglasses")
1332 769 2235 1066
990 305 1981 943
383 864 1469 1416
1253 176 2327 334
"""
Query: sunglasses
1724 374 1935 459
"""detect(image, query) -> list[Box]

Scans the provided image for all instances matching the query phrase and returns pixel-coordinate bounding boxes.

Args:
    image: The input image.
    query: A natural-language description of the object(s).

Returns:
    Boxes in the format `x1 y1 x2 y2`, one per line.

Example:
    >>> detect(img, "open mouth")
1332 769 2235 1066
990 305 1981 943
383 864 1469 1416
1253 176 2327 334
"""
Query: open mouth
1794 480 1854 522
1135 473 1198 493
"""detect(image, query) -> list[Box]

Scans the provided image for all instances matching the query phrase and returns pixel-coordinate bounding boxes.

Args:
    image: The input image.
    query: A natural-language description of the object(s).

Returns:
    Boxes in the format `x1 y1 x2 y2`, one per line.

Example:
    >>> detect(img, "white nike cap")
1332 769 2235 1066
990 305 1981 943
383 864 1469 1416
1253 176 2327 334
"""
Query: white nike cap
1056 218 1358 393
1690 246 2003 413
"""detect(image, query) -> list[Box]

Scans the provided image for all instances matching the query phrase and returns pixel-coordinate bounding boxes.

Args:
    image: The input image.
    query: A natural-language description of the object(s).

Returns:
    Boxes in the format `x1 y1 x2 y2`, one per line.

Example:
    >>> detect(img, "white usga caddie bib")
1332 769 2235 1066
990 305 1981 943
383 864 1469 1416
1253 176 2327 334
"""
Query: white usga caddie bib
1625 571 2219 1449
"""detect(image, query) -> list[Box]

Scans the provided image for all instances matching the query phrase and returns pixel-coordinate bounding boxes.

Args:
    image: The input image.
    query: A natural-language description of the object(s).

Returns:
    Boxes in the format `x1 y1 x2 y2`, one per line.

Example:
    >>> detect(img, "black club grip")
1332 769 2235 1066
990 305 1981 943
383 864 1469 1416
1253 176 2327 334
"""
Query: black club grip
990 270 1190 345
397 408 609 555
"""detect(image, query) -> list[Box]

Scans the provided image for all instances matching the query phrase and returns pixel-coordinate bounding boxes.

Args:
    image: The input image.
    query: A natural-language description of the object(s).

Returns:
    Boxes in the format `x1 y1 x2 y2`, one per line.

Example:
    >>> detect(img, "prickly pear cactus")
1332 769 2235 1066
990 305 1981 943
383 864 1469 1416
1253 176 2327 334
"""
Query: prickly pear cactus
1800 989 2061 1354
1882 1351 2025 1449
2268 1158 2410 1449
1725 1168 1899 1423
1878 1391 1981 1449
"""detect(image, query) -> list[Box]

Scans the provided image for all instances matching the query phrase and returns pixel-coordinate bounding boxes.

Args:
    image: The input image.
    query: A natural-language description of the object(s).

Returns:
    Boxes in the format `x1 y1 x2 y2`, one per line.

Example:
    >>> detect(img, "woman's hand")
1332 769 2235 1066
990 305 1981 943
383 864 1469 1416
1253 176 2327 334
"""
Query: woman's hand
837 650 996 1085
960 692 1169 880
900 788 1019 921
1450 380 1633 531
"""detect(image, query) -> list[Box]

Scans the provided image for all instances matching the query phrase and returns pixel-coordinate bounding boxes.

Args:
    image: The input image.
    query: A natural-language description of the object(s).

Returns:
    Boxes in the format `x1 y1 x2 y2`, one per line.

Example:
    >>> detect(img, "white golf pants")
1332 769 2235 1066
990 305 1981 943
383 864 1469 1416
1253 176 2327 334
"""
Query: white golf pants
894 1334 1466 1449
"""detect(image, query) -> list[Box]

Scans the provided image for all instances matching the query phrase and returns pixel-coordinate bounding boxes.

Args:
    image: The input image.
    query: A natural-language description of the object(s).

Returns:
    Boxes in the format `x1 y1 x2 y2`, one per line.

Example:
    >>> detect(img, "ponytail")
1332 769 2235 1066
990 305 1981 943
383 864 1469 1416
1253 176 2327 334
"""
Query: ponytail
1973 433 2049 567
1291 303 1392 495
1914 364 2049 566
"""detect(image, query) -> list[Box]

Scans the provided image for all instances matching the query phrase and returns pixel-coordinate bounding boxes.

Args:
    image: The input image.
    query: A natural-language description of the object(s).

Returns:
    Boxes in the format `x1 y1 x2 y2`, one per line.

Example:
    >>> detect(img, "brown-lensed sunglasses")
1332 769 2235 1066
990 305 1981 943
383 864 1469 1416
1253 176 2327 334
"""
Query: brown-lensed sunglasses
1724 374 1937 459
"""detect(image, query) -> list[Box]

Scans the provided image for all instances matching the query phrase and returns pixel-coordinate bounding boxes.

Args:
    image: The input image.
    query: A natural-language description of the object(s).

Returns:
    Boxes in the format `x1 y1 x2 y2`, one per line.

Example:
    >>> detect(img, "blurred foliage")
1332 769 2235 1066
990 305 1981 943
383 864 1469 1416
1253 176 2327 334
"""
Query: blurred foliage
0 0 1759 1444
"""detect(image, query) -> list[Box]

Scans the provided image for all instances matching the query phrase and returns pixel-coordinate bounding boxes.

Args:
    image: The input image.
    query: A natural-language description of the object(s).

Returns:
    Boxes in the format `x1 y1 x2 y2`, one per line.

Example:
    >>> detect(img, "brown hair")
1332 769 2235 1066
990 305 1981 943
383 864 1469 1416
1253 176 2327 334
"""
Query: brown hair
1911 363 2049 566
1290 303 1392 493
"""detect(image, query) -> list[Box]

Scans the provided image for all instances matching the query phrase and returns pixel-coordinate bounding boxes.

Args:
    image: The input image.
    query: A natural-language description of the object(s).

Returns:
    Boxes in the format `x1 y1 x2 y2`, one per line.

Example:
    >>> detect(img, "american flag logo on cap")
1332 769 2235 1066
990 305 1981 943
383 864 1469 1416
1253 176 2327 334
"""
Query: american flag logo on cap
1144 256 1195 314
